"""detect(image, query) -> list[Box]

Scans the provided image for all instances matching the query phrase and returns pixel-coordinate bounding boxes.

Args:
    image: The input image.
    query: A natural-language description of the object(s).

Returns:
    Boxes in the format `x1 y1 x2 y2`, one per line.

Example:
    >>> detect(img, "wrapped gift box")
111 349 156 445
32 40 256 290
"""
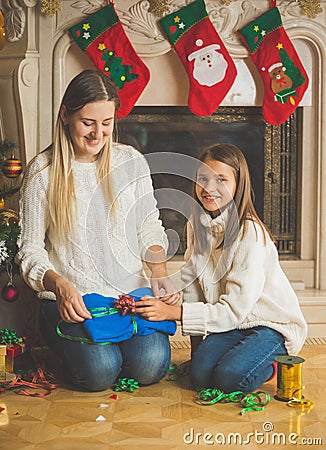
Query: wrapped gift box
5 342 26 373
0 329 26 374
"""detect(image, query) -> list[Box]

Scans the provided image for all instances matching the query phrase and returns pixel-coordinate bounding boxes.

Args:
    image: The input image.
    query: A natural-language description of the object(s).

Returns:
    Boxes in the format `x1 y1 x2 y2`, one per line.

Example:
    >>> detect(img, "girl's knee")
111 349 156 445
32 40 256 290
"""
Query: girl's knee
213 366 248 393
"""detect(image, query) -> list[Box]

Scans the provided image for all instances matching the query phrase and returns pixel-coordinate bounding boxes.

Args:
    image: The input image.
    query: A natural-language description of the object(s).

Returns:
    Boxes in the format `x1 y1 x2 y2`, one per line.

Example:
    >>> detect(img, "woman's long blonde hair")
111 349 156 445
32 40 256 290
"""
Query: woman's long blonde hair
192 143 274 254
47 70 120 242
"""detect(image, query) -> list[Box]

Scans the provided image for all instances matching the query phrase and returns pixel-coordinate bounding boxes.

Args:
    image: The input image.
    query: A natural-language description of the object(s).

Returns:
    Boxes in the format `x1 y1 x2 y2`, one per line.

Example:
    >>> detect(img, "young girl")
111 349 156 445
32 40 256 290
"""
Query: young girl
136 143 307 393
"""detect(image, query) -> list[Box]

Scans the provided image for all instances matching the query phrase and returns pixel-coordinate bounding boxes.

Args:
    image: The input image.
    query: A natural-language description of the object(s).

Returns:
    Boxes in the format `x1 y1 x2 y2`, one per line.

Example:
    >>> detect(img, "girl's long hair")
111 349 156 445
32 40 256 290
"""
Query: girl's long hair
47 69 120 242
192 143 273 254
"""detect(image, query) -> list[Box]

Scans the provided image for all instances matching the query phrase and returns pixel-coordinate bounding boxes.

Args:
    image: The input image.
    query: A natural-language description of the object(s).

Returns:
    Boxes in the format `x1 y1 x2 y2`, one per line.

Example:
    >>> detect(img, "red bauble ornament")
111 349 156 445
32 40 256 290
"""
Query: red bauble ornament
2 154 23 178
1 282 19 302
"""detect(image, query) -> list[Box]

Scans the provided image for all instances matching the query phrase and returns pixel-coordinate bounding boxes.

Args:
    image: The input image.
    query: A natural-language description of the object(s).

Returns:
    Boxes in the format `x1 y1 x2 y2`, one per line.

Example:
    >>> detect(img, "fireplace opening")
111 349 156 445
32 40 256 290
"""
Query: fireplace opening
119 106 302 259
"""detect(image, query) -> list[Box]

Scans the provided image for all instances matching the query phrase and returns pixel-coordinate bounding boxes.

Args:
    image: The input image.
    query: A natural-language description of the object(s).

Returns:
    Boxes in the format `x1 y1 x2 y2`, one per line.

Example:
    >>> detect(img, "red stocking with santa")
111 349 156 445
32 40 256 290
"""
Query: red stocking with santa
160 0 237 116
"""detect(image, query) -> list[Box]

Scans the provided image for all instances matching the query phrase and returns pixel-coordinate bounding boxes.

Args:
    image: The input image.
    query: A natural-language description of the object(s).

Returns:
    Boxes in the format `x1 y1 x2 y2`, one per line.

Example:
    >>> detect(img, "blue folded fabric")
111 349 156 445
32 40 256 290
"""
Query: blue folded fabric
82 287 177 343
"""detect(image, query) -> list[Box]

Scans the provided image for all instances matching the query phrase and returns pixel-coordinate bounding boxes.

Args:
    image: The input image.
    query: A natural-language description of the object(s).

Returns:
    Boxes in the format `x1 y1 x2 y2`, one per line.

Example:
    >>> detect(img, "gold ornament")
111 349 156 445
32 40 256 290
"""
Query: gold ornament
148 0 170 18
2 154 22 179
299 0 322 18
40 0 61 17
0 208 19 225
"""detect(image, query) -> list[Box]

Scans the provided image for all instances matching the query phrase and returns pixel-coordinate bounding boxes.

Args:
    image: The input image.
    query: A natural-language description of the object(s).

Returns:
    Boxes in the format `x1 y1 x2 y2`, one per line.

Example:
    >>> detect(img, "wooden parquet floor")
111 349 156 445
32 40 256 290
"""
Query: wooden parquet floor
0 344 325 450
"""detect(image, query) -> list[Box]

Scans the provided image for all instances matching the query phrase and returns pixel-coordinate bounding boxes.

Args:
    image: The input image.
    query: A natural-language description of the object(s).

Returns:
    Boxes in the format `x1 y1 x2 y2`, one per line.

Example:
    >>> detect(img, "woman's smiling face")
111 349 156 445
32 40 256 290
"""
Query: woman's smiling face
195 158 237 217
61 100 115 162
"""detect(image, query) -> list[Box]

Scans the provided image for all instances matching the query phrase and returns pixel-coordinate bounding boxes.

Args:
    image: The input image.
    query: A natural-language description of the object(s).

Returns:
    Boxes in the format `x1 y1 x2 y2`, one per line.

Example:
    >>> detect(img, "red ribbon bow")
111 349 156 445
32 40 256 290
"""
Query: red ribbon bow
113 294 136 316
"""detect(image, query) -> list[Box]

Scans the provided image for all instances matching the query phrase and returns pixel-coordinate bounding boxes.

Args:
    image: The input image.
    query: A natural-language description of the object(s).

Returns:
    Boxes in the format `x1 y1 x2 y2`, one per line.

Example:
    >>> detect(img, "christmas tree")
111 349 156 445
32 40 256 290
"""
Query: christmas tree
0 139 21 276
100 46 138 90
279 47 306 90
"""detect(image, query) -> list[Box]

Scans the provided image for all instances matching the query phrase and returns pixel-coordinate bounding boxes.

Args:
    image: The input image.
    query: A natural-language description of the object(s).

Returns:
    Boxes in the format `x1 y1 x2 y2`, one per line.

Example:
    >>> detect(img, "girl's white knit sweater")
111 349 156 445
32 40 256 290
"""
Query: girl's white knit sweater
181 211 307 355
16 143 167 300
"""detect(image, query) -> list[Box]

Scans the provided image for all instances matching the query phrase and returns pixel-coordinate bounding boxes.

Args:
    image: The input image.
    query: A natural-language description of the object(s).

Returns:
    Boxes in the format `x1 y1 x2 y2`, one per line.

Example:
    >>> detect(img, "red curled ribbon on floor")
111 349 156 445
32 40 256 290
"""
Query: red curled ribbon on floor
0 367 57 397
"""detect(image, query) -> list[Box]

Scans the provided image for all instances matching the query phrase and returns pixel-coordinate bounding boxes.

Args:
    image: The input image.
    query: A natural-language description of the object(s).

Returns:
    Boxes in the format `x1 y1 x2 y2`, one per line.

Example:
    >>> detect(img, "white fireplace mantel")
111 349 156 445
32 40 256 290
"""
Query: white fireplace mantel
0 0 326 336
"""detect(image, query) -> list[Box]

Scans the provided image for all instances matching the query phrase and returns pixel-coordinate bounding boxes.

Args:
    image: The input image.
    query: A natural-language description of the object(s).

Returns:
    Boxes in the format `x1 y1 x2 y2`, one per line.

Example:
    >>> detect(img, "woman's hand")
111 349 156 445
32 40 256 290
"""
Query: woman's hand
43 270 92 323
145 245 180 305
150 267 181 305
136 296 182 322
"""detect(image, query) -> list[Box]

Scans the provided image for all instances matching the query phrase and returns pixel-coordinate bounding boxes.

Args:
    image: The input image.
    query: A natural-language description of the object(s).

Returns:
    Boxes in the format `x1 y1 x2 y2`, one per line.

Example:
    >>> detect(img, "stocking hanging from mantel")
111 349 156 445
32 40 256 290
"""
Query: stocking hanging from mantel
238 0 309 126
159 0 237 116
69 3 150 119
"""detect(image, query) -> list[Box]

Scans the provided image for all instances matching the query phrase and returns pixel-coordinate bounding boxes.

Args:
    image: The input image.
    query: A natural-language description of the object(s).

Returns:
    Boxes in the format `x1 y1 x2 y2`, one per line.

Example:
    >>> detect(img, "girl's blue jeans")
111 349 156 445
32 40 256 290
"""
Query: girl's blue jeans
189 326 287 393
39 300 171 392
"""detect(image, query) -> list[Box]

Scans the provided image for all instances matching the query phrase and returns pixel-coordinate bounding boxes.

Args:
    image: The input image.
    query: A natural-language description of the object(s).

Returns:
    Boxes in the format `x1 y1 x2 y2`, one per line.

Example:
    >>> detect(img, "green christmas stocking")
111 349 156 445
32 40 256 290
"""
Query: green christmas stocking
238 0 309 125
69 3 150 118
160 0 237 116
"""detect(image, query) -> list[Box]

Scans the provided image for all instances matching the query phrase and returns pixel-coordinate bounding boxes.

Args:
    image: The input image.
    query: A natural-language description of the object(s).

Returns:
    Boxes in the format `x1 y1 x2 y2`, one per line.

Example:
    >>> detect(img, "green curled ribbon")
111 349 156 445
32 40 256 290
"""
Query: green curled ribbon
112 377 139 392
166 362 190 381
0 328 21 345
196 387 270 415
239 391 270 415
56 307 138 345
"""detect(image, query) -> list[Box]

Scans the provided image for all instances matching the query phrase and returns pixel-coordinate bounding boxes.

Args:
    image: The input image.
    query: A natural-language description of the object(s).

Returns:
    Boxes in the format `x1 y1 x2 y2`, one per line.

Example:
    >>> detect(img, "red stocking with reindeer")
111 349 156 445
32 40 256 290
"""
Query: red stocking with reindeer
238 0 309 125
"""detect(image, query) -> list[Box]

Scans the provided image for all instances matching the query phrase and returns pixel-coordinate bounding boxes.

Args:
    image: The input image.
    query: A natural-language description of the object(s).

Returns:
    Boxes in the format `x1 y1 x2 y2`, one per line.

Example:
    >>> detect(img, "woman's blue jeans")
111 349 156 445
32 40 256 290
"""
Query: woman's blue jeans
189 326 287 393
39 300 171 392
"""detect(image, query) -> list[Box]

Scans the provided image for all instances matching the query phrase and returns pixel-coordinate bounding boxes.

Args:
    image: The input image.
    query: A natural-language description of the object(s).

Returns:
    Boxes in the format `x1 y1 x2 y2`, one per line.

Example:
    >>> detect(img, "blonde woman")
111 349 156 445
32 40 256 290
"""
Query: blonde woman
16 70 177 391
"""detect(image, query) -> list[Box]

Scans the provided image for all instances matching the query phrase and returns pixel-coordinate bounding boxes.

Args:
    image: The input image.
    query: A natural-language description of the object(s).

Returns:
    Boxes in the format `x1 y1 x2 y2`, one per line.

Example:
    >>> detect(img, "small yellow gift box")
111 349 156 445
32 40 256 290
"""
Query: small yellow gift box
0 345 6 380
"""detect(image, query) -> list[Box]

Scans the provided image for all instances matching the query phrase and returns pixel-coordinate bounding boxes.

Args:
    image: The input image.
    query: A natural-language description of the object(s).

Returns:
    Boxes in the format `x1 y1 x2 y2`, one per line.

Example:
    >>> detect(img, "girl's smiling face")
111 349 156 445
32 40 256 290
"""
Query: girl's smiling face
61 100 115 162
195 158 237 217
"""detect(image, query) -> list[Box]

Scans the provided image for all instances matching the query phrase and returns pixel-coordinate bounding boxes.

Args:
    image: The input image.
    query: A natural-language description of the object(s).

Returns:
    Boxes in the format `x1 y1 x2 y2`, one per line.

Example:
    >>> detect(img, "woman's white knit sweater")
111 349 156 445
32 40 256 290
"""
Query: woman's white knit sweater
181 211 307 355
16 143 167 300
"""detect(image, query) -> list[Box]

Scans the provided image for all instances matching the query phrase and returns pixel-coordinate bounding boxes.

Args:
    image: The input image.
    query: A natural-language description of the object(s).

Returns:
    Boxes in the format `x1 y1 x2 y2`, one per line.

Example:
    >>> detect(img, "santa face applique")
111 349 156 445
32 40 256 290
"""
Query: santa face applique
188 40 228 87
159 0 237 116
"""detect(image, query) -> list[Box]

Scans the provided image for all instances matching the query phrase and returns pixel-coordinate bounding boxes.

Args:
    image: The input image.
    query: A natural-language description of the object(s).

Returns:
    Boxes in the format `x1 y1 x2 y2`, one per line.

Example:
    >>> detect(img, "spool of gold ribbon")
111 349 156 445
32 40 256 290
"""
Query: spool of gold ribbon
275 355 304 402
274 355 313 410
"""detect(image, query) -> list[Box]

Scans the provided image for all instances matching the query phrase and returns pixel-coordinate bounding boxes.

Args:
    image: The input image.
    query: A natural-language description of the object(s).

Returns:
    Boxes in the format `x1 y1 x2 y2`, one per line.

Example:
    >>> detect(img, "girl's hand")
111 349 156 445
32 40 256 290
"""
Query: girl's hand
136 296 182 322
